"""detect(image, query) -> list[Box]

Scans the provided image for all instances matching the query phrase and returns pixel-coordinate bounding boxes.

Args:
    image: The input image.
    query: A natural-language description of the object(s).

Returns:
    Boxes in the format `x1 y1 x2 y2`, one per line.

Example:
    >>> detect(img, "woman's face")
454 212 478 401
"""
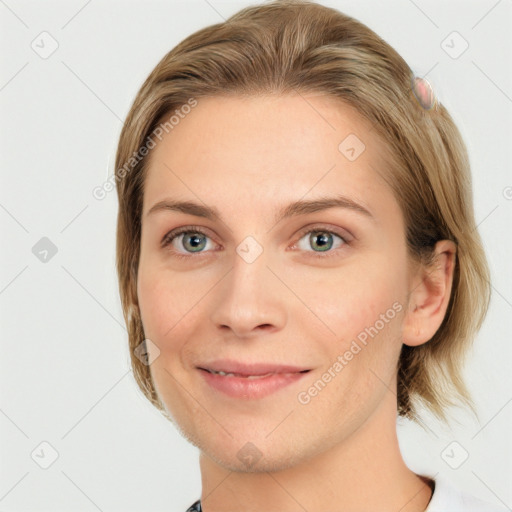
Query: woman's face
137 94 413 472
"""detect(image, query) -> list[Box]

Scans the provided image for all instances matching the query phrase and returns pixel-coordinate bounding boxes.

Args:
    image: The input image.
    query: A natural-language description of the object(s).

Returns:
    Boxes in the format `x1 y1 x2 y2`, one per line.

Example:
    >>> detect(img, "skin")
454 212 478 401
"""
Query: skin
137 94 456 512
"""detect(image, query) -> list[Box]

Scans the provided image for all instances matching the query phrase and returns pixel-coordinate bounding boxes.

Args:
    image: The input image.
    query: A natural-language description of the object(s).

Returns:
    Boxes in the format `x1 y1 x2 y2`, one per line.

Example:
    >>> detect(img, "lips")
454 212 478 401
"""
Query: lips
197 360 311 377
197 359 311 399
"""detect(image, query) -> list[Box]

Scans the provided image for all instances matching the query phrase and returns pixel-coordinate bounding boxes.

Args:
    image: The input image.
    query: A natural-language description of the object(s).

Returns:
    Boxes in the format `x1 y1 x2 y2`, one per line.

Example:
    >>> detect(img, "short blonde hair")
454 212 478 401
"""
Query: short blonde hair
115 0 490 425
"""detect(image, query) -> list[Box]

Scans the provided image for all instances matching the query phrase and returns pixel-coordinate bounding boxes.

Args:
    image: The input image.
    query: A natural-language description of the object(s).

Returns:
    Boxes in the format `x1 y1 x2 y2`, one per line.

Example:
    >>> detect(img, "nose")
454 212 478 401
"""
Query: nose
209 247 287 339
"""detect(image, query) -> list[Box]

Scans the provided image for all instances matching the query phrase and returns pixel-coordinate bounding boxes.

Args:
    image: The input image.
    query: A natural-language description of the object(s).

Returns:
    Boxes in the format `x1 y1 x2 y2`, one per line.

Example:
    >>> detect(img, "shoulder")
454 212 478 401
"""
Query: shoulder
425 476 509 512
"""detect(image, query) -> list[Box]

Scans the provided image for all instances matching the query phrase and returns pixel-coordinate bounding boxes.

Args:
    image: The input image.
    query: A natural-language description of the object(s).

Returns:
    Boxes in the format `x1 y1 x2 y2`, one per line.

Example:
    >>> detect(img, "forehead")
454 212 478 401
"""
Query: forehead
142 94 396 219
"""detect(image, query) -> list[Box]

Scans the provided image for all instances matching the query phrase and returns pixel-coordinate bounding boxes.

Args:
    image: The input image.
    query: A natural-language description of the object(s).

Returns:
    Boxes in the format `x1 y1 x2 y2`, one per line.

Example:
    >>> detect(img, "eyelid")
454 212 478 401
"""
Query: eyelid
292 223 354 244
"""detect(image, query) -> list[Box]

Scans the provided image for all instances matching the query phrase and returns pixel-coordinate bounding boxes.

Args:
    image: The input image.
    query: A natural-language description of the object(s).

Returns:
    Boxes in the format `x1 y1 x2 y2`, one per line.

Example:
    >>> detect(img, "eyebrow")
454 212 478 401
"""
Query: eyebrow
146 194 375 225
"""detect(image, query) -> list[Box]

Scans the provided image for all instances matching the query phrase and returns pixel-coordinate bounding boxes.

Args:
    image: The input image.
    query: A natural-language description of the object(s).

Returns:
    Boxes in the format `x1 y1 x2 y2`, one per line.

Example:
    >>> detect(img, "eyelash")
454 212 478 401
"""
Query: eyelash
161 224 350 260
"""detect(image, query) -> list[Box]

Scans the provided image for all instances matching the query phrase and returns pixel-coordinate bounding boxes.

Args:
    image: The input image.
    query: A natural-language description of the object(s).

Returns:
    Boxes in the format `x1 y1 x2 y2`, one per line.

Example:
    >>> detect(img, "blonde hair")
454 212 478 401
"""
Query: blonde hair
114 0 490 425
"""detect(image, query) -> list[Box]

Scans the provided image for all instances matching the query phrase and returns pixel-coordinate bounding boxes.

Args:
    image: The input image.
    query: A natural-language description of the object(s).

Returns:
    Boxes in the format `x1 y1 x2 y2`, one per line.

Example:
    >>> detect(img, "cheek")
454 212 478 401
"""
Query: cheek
137 265 185 345
294 260 405 342
137 265 211 366
297 259 407 397
137 268 165 338
136 269 198 409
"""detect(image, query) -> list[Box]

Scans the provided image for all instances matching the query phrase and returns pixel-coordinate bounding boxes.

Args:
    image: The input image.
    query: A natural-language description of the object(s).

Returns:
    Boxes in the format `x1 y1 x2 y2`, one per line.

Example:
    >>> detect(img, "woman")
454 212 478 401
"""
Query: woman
114 1 505 510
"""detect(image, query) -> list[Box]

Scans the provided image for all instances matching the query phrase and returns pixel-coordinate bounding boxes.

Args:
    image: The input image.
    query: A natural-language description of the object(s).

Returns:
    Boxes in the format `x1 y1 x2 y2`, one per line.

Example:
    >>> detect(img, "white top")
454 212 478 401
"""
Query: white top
425 476 509 511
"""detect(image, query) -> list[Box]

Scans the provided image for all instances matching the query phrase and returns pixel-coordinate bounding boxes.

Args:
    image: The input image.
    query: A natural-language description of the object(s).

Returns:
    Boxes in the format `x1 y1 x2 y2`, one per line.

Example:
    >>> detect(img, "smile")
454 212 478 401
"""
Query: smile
197 361 311 399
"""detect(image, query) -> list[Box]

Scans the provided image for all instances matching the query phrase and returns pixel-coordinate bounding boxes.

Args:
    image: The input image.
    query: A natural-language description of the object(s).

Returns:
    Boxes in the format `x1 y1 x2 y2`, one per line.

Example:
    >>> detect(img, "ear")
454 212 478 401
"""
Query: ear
402 240 457 347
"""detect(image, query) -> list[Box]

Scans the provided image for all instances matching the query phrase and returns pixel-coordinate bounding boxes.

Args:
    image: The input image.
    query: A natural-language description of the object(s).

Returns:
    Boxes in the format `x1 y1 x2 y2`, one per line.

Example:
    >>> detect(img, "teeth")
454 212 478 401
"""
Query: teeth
209 370 235 376
209 369 273 379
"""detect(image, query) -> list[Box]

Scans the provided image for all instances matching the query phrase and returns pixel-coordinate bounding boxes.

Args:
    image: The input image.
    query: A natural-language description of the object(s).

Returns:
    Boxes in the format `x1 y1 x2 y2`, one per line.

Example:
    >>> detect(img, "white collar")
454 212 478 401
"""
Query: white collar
423 475 508 512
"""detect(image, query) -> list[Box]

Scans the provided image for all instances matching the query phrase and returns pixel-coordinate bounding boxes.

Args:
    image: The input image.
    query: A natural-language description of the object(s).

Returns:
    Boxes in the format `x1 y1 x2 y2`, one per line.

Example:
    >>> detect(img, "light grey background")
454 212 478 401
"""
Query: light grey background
0 0 511 510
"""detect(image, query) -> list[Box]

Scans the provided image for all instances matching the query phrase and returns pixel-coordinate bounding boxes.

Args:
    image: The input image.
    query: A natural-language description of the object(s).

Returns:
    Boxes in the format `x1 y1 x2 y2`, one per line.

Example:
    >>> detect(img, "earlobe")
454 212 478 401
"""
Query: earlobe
402 240 457 347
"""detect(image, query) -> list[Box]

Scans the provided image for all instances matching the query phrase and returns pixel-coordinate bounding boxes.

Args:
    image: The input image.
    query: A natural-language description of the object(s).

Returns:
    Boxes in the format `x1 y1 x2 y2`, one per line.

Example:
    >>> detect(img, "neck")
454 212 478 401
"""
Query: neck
198 398 434 512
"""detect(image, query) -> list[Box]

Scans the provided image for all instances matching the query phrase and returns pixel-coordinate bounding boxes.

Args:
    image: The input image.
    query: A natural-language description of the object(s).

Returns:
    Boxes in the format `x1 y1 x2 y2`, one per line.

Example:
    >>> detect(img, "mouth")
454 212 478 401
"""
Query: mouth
196 360 311 399
197 360 311 377
201 368 311 379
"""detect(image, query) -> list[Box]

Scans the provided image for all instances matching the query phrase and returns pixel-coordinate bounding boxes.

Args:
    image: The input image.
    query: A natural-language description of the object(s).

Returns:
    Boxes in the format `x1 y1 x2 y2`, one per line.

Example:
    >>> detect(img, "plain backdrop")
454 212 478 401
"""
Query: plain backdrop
0 0 511 511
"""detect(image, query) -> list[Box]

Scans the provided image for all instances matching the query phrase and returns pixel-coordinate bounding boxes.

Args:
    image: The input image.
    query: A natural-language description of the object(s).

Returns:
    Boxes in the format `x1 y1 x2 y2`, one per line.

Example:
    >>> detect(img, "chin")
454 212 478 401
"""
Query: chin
203 443 308 474
180 421 325 474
